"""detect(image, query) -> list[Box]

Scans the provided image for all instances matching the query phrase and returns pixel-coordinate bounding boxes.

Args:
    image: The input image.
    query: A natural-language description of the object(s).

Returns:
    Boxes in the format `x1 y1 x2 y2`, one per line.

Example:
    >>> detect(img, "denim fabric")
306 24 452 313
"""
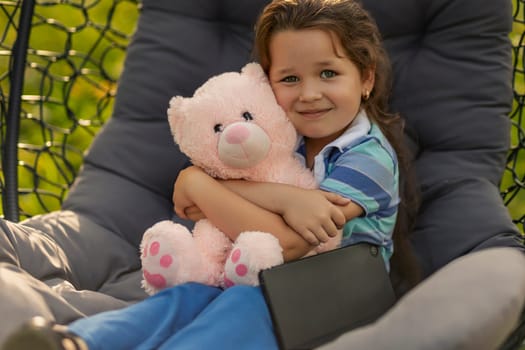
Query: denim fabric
69 283 278 350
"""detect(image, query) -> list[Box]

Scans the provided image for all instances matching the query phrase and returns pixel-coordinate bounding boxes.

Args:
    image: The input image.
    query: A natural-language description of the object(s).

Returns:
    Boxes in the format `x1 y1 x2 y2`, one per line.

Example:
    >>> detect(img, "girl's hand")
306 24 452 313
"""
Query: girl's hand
280 189 349 246
183 205 206 221
173 166 206 220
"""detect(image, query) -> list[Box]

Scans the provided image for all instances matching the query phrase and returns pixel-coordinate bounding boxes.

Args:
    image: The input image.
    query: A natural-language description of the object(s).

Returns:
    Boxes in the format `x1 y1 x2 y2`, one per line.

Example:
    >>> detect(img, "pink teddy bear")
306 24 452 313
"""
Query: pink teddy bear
140 63 341 295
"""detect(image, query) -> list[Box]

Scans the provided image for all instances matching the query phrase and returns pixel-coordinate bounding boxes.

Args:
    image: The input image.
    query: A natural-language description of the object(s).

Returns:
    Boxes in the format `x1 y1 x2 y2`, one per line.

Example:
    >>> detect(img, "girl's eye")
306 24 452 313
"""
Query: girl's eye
242 111 253 121
281 76 299 83
320 70 336 79
214 124 223 133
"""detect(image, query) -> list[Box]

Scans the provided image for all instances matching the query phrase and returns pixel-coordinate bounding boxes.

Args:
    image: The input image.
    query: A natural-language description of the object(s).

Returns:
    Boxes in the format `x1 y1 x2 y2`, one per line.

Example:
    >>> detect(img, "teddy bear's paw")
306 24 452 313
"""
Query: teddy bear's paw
223 247 258 288
223 231 284 288
141 239 176 294
140 221 205 294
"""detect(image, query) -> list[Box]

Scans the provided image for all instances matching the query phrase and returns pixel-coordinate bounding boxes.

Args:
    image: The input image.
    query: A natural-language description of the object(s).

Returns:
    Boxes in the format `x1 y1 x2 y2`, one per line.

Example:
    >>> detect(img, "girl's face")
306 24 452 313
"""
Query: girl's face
268 28 374 146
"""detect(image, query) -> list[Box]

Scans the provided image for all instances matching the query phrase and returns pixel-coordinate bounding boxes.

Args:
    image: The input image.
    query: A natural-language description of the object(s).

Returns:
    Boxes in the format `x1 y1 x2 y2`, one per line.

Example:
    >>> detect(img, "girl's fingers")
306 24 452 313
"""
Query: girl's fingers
311 227 330 243
323 221 340 238
324 192 350 205
175 206 188 219
299 229 320 246
332 209 346 229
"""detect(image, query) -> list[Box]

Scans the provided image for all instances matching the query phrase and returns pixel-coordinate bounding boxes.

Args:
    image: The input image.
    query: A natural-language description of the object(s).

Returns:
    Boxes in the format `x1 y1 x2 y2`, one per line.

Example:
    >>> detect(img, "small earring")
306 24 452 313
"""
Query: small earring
363 90 370 101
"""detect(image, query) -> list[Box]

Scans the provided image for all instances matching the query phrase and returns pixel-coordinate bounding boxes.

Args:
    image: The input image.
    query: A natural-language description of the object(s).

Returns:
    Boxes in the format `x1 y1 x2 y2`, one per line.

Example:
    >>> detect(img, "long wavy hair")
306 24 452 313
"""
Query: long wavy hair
254 0 421 293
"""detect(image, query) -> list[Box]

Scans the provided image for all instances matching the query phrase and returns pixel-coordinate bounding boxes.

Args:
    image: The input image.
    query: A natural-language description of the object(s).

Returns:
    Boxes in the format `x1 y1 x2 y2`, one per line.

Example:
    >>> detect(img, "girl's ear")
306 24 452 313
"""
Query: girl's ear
362 66 376 93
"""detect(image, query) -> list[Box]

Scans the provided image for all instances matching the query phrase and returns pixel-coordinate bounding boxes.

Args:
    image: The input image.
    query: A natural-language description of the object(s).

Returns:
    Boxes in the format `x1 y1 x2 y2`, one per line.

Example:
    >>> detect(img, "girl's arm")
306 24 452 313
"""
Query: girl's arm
173 166 314 261
219 180 363 245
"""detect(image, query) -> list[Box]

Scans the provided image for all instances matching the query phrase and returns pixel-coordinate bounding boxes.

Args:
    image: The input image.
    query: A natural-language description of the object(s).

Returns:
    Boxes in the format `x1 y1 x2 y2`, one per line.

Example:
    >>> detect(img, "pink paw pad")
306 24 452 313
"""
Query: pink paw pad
160 255 173 268
143 270 167 289
231 248 241 263
150 241 160 255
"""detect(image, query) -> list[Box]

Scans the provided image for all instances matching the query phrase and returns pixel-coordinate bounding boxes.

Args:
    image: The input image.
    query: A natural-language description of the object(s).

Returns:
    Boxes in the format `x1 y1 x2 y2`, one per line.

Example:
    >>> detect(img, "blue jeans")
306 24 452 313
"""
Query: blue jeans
69 283 278 350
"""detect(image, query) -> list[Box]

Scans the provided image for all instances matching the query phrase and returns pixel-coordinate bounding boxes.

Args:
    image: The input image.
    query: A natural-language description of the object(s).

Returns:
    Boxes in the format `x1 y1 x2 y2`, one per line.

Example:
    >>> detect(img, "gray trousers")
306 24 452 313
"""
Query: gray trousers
0 210 148 343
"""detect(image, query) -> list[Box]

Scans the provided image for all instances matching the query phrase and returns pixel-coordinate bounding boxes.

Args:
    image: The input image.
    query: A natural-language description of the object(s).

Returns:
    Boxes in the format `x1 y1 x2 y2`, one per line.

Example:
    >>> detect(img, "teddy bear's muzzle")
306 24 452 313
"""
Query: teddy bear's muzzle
218 122 271 169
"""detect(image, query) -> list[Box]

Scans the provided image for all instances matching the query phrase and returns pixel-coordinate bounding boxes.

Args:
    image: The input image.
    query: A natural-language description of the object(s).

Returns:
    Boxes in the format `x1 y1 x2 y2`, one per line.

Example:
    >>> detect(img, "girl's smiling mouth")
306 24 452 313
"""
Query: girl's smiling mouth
298 108 332 119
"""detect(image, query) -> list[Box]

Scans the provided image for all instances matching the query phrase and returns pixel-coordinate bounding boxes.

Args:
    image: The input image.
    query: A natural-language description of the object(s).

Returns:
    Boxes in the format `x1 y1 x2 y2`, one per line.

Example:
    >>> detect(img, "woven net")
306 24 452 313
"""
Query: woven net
504 0 525 234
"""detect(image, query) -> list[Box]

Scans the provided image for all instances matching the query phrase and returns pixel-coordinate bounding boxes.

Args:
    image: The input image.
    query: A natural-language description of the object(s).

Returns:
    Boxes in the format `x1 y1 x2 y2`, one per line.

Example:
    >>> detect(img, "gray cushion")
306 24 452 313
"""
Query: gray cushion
316 247 525 350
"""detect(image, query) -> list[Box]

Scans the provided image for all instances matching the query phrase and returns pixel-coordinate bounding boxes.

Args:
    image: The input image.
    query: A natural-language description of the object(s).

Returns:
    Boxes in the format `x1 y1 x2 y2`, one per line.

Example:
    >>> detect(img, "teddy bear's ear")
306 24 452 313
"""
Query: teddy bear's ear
167 96 186 143
241 62 269 84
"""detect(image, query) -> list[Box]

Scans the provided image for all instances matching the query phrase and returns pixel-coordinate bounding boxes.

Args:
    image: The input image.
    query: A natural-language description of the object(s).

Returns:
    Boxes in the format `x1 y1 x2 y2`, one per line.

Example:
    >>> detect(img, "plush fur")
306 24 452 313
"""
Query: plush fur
140 63 341 295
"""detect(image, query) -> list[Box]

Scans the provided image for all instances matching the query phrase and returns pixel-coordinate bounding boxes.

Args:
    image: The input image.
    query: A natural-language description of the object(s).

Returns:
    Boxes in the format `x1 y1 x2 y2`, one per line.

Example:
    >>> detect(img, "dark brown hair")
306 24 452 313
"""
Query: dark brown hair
254 0 421 293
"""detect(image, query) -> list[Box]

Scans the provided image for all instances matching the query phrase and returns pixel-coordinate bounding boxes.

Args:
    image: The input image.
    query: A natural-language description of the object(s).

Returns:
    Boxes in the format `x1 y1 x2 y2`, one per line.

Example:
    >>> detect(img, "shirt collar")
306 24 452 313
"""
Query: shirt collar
295 109 371 154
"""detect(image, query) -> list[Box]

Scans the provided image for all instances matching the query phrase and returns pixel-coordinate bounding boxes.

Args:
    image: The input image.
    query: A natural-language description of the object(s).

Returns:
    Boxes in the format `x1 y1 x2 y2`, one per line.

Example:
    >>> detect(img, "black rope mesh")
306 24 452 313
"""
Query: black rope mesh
0 0 524 231
0 0 139 220
503 0 525 234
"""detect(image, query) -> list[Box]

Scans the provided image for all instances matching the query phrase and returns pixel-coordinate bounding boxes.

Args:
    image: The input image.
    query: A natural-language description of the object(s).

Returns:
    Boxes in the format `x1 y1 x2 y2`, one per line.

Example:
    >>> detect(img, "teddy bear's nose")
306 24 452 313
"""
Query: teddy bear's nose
225 124 250 144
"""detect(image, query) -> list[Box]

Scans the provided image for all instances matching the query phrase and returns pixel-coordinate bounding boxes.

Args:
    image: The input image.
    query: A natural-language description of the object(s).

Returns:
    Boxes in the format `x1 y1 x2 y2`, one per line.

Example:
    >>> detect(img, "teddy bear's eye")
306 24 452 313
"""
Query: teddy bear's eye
242 112 253 121
213 123 224 133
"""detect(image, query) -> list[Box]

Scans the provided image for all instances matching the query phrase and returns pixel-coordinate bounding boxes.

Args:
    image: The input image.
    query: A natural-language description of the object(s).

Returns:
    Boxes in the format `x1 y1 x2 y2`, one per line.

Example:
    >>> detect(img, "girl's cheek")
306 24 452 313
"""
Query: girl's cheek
273 90 287 108
276 87 296 105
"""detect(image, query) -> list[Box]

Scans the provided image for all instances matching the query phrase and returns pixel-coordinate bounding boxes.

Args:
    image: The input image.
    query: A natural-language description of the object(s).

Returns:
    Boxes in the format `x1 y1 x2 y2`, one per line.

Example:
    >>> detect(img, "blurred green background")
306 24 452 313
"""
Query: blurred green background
0 0 524 233
0 0 139 217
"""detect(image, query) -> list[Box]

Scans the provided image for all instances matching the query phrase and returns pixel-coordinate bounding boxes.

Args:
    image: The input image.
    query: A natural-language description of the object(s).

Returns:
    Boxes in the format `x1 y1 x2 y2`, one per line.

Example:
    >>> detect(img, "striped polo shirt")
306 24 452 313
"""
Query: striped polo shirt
295 110 399 267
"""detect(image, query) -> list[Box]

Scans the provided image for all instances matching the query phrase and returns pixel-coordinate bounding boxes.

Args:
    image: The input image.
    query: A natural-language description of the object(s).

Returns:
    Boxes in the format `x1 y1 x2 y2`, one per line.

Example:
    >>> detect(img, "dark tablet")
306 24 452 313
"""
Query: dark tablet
259 243 396 350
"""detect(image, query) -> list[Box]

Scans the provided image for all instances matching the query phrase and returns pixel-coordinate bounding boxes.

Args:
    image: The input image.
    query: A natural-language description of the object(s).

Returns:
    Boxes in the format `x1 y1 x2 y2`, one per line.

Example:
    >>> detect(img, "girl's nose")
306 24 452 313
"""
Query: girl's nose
299 81 322 102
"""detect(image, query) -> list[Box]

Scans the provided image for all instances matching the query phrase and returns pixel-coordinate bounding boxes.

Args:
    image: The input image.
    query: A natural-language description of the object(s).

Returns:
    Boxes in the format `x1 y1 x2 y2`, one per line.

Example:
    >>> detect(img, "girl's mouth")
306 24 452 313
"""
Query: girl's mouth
298 108 331 119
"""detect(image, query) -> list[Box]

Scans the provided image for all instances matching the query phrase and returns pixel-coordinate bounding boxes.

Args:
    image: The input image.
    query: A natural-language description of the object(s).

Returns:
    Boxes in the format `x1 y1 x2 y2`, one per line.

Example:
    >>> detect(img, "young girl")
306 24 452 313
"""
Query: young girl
2 1 418 349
